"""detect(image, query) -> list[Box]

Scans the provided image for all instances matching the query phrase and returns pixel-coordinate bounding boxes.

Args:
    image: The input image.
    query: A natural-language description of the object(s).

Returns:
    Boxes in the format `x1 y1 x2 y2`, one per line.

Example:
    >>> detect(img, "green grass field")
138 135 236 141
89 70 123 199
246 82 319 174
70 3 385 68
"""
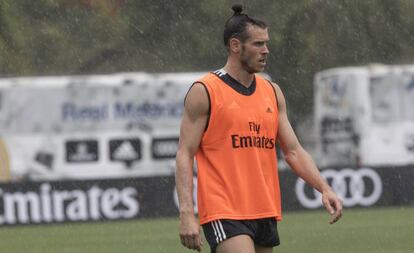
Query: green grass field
0 207 413 253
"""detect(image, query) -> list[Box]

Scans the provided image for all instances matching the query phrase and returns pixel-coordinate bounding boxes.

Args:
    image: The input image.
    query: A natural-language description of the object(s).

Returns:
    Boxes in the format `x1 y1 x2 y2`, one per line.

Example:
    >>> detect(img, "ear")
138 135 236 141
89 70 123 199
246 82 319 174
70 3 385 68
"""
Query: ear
229 38 241 54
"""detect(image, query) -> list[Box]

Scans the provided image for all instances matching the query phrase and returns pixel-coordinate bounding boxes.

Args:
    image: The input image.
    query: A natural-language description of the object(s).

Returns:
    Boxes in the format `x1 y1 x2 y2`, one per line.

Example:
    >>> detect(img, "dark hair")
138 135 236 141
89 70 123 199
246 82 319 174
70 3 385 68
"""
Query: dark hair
223 4 267 48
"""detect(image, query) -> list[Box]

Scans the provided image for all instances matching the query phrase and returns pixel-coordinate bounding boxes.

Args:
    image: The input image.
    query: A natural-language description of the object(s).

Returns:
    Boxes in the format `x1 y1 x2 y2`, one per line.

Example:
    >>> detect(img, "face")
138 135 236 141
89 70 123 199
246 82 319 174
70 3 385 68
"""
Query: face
240 25 269 73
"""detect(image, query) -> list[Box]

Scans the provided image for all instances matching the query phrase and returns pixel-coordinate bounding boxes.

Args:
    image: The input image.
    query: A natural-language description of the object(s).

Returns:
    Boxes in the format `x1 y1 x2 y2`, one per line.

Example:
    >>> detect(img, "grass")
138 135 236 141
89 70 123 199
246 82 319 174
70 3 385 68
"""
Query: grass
0 207 413 253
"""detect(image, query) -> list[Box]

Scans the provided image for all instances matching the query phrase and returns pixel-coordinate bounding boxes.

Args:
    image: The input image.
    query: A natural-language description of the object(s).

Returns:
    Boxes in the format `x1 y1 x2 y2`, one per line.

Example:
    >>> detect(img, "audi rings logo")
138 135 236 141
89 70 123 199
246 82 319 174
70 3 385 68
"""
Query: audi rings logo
296 168 383 208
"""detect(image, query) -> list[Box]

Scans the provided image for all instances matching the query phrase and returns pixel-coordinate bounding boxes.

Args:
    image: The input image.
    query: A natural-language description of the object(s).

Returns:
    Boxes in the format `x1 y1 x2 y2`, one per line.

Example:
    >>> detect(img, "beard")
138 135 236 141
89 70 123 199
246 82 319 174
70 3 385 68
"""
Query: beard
240 46 263 74
241 57 258 74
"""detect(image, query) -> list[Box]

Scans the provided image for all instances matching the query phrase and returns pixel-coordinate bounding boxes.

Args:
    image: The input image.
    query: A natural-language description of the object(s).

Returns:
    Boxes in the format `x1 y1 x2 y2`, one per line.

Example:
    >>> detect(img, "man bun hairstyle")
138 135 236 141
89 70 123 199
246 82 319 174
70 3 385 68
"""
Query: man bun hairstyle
232 3 243 15
223 4 267 48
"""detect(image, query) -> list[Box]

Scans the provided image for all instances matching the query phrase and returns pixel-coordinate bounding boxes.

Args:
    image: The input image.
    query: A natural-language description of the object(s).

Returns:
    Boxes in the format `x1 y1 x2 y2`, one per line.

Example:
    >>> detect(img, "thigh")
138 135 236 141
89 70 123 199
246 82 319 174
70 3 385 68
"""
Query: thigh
216 234 255 253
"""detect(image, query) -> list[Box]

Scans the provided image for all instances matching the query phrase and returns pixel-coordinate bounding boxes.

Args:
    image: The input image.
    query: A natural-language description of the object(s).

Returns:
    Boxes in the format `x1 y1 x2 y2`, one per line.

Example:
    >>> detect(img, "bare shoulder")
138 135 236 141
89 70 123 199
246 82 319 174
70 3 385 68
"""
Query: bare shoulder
268 81 286 111
184 82 210 119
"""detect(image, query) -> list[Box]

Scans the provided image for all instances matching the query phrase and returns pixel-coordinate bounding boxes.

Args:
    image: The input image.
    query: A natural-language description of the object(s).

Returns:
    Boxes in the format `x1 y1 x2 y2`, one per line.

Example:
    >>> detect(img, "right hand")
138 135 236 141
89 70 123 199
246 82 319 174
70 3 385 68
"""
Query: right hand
179 213 203 251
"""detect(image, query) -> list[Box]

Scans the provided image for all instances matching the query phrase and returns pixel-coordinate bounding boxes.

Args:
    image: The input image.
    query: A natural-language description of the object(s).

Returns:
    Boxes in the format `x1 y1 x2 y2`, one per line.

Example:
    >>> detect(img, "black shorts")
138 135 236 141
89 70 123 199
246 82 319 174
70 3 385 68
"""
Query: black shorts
202 217 280 253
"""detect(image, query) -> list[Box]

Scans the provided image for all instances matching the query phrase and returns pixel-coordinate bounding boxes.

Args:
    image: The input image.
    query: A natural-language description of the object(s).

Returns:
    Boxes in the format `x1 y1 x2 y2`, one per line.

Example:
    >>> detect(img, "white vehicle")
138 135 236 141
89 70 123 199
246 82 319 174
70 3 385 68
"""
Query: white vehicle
313 64 414 168
0 72 205 181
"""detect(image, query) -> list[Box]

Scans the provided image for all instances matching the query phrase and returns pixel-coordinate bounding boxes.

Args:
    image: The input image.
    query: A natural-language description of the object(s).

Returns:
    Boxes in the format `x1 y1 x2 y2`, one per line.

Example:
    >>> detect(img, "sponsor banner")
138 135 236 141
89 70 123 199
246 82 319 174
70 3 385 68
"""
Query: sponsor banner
1 166 413 226
0 176 177 226
282 166 414 210
0 73 201 134
1 131 178 181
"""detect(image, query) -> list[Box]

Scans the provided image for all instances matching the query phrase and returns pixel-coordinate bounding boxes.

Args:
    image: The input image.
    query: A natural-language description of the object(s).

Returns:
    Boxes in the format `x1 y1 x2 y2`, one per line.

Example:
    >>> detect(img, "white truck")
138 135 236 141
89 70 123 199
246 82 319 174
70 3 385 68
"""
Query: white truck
0 72 204 181
313 64 414 168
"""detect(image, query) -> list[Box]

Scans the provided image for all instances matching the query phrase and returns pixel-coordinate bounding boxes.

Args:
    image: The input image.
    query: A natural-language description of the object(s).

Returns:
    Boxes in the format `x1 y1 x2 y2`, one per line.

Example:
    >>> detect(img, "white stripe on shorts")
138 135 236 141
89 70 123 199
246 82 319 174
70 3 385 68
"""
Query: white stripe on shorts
217 220 227 240
212 220 227 243
212 221 220 243
212 221 222 243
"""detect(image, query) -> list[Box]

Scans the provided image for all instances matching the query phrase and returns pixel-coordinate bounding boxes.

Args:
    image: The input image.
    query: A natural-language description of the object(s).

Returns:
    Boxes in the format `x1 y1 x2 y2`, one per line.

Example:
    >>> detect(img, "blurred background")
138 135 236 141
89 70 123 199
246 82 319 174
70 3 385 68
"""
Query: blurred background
0 0 413 252
2 0 413 121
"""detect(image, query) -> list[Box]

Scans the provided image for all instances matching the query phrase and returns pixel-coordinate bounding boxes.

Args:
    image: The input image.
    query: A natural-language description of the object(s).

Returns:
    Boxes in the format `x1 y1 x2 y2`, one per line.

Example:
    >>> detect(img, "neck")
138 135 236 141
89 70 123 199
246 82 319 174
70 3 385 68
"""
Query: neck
222 61 255 88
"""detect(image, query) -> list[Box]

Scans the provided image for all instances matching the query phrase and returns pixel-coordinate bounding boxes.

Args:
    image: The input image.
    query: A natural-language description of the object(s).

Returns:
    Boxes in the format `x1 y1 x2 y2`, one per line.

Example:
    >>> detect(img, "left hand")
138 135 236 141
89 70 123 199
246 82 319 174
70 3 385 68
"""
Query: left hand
321 189 343 224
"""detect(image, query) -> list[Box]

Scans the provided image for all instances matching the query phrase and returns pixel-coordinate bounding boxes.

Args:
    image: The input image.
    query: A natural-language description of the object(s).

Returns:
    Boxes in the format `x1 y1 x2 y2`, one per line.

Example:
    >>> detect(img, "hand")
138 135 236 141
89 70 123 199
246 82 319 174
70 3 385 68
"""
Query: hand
321 189 343 224
179 213 203 251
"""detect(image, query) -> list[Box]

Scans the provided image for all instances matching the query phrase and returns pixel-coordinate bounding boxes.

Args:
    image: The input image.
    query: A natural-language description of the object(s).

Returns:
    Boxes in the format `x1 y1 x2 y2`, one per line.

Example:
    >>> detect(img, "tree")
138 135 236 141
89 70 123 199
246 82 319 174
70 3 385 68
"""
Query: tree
0 0 413 122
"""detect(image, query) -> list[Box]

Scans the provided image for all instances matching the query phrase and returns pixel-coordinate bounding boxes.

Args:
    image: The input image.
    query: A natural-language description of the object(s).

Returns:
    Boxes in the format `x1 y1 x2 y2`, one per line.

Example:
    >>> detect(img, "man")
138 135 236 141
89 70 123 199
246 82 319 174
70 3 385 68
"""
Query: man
175 4 342 253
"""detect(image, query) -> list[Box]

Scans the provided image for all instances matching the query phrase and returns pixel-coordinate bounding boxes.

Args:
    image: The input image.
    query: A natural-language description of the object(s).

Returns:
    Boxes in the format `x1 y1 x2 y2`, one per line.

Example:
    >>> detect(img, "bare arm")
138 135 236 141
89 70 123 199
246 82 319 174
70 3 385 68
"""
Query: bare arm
175 83 209 251
273 83 343 224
